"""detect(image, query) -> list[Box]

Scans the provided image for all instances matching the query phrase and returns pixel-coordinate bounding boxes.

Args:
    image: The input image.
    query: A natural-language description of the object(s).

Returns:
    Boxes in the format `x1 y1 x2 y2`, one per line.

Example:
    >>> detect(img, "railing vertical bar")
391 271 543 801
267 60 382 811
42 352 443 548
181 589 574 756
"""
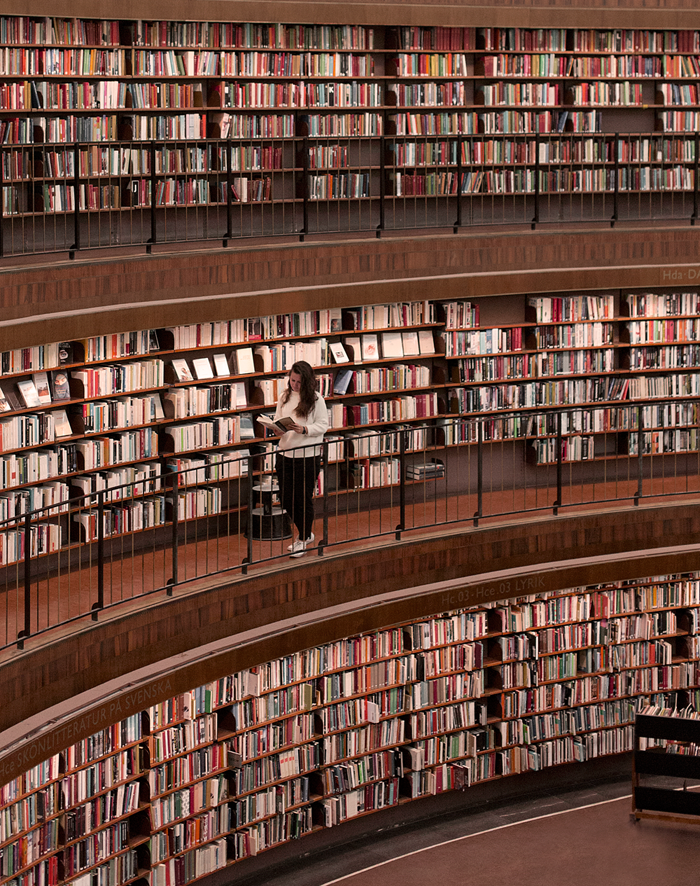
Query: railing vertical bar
94 491 105 619
300 135 308 241
320 438 329 555
168 475 179 595
0 144 5 258
474 418 483 526
243 458 254 573
554 410 562 515
396 428 406 539
532 132 540 229
224 136 233 243
454 134 463 232
693 132 699 226
148 141 157 252
612 134 619 227
18 512 32 647
635 404 644 504
71 142 80 256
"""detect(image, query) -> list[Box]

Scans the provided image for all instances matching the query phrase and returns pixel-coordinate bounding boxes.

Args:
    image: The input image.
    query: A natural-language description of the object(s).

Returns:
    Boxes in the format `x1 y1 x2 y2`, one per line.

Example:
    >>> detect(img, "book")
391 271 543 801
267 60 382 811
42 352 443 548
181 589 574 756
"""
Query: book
258 414 296 433
345 336 362 362
153 395 165 421
246 318 263 341
210 111 231 139
58 342 74 365
361 334 380 361
233 347 256 375
53 409 73 438
402 331 420 356
329 309 343 332
234 382 248 407
51 371 71 401
171 358 193 382
232 177 247 202
0 385 20 411
418 330 435 354
406 459 445 479
333 369 353 395
253 345 272 373
239 413 255 439
330 341 349 363
406 746 424 770
213 354 230 377
381 331 404 359
0 385 10 413
16 378 41 408
33 372 52 406
192 357 214 380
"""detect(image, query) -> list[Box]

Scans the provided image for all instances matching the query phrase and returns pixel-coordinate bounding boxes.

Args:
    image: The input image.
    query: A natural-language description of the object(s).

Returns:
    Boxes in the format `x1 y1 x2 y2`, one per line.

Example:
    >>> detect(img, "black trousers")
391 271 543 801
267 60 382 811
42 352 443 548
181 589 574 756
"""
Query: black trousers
276 453 320 540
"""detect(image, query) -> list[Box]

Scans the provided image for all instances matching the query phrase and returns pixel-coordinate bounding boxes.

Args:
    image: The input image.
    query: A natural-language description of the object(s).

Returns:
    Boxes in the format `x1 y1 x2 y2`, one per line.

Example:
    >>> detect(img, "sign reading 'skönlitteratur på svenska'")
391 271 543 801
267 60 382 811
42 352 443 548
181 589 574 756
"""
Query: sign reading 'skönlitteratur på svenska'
0 675 174 786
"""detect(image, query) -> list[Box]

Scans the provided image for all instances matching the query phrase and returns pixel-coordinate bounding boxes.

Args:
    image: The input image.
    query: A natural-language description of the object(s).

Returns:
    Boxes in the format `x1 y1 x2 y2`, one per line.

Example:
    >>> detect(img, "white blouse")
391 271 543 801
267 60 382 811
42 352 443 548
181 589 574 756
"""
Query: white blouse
274 390 329 458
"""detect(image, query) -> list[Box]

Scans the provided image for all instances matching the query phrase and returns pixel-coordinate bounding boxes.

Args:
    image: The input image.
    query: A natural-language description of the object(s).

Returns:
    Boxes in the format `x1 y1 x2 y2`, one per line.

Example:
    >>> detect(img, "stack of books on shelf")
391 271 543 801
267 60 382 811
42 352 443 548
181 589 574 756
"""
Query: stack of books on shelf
405 459 445 480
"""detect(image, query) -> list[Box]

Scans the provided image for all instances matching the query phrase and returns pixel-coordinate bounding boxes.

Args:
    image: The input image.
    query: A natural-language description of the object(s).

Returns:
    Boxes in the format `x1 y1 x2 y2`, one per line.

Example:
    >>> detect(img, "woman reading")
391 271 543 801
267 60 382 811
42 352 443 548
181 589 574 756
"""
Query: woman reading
273 361 329 557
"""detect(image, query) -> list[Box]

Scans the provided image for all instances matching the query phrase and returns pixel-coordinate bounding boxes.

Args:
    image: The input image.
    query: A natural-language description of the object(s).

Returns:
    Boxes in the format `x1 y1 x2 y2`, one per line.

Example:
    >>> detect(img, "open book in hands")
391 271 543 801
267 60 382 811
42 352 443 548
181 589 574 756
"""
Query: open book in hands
258 414 297 433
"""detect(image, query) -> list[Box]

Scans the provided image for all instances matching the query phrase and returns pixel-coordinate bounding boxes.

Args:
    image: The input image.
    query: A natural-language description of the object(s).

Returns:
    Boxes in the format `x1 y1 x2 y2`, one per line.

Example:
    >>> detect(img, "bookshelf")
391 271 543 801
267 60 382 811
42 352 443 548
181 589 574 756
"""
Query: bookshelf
632 710 700 821
2 571 699 882
5 286 700 549
3 20 700 245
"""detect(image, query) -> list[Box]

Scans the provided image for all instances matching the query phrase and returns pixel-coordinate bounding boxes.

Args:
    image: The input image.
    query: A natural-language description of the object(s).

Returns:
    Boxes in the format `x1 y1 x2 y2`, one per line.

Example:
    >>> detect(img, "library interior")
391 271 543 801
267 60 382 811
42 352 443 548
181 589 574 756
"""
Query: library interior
5 0 700 883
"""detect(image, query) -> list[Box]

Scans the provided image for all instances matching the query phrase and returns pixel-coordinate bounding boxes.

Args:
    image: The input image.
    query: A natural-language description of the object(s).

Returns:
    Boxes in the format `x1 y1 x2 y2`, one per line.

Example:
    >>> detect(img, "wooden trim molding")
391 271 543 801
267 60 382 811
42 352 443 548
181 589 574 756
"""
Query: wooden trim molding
3 227 700 351
8 0 700 32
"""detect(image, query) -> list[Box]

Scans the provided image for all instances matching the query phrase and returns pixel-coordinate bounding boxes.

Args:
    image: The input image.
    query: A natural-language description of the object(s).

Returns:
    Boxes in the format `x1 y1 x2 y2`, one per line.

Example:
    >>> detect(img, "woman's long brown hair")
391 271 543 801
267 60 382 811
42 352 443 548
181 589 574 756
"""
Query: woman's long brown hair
281 360 318 418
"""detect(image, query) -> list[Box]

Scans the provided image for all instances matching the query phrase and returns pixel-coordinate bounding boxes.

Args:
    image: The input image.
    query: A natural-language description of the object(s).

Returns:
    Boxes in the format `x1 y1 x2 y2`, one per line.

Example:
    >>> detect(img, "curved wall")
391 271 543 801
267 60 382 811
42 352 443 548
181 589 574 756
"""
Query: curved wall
0 4 699 879
3 502 700 783
2 0 700 784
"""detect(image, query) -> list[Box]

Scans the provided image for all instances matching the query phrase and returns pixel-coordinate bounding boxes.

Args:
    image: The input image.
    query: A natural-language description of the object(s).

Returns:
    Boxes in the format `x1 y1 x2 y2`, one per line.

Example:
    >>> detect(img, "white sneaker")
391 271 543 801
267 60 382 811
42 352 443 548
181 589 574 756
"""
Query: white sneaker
288 533 314 553
289 533 314 557
290 546 307 558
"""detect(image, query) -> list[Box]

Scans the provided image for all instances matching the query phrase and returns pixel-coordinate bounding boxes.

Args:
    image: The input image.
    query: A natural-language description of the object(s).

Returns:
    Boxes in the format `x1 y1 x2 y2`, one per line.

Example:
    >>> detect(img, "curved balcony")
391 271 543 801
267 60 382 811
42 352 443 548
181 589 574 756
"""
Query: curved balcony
1 412 700 778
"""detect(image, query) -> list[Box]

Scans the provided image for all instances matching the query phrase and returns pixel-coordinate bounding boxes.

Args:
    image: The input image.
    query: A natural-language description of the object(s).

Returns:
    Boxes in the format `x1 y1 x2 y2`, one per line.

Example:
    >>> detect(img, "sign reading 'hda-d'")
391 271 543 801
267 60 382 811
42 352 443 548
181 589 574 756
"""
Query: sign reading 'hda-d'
662 268 700 281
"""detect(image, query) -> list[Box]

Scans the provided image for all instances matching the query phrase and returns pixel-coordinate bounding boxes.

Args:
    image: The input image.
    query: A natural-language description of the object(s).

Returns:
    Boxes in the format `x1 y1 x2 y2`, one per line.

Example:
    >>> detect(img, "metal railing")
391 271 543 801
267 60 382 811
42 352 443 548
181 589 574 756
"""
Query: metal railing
1 130 699 258
2 402 700 652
